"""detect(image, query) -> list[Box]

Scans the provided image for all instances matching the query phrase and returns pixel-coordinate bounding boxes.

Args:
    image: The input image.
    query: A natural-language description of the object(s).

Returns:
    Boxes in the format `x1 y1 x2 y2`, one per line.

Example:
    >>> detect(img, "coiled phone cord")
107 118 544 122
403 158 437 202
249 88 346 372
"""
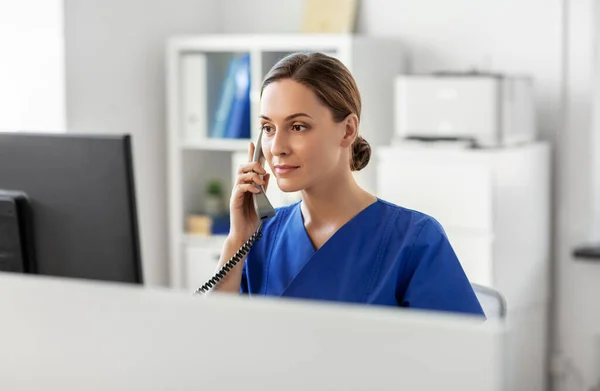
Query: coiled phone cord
193 222 263 295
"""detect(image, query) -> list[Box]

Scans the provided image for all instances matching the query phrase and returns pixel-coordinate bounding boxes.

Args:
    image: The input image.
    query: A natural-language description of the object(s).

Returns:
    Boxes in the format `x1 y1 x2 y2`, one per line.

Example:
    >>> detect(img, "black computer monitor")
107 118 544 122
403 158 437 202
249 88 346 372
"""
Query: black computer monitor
0 132 143 284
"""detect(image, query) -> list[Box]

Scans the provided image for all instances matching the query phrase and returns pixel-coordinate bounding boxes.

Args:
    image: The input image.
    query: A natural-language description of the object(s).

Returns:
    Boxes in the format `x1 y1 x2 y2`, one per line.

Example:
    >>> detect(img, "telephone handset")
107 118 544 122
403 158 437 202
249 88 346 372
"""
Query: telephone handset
252 128 276 222
194 129 275 295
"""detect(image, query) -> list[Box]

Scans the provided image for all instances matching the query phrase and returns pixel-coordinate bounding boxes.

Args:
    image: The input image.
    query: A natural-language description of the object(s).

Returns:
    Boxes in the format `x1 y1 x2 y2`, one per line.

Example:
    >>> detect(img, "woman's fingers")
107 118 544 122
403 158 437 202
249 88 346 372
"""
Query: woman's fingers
247 141 255 162
237 171 266 186
233 183 260 197
237 161 266 175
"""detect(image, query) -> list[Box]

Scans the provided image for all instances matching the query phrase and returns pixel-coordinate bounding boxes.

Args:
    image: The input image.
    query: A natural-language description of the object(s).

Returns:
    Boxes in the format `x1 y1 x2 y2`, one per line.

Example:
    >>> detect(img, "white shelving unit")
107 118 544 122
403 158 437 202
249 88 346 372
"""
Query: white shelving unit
166 34 407 290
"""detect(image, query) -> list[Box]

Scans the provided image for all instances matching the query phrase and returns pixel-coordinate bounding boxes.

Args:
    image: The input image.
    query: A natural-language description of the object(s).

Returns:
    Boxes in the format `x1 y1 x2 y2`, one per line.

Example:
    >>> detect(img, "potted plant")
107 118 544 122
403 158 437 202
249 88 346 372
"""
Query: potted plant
204 179 224 216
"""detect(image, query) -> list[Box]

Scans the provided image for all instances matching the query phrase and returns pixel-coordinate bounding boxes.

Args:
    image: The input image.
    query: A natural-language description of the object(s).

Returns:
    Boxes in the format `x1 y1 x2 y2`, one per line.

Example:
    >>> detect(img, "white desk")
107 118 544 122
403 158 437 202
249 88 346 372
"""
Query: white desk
0 273 506 390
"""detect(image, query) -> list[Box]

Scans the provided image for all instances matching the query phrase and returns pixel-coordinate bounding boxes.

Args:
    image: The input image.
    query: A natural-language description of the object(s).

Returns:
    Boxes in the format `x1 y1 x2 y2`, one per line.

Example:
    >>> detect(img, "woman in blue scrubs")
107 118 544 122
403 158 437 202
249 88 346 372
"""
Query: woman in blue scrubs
213 52 484 317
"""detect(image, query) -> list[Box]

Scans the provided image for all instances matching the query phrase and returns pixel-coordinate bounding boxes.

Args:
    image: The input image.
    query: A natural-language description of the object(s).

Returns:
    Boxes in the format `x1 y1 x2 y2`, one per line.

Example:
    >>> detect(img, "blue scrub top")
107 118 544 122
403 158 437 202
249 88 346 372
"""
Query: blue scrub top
241 198 485 317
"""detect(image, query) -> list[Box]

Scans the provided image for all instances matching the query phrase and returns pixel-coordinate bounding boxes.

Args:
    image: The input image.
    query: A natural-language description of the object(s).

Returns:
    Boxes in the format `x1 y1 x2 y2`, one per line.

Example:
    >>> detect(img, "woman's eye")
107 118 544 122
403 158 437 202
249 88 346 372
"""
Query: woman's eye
292 124 307 132
261 125 274 133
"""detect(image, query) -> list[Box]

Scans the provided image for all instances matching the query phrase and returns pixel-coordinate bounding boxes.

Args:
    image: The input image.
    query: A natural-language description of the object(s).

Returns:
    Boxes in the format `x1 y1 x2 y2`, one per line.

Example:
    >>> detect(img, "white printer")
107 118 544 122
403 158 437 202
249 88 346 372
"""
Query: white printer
394 72 536 147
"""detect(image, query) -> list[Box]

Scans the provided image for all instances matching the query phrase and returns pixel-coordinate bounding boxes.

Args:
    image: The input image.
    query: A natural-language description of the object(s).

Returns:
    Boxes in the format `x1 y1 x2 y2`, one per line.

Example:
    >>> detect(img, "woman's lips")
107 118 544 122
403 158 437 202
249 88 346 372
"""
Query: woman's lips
274 165 299 175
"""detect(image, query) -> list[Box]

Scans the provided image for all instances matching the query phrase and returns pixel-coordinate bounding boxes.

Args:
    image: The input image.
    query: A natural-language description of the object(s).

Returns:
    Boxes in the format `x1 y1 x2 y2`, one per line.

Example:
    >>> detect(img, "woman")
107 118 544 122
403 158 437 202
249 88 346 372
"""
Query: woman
213 52 484 317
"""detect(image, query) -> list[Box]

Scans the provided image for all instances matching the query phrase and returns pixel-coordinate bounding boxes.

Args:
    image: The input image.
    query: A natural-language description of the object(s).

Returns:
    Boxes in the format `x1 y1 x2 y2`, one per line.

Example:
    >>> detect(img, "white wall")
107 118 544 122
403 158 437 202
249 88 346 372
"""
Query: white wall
64 0 220 286
555 0 600 389
0 0 65 132
592 2 600 242
219 0 304 34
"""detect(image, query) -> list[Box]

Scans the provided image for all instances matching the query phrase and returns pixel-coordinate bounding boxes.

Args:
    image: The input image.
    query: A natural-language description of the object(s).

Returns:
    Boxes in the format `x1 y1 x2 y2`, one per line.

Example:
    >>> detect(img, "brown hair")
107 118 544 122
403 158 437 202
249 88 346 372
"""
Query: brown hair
260 52 371 171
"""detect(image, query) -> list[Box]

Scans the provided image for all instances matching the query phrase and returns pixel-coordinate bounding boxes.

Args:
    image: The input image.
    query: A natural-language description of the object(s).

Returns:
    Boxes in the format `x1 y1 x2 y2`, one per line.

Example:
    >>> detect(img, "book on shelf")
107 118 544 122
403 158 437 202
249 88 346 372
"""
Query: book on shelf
186 213 230 236
181 53 208 139
210 53 251 140
224 53 251 139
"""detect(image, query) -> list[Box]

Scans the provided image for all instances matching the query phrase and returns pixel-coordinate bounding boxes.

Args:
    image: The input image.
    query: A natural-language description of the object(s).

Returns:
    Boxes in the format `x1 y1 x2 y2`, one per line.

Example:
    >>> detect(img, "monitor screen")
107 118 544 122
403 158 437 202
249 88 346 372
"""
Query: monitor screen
0 132 142 284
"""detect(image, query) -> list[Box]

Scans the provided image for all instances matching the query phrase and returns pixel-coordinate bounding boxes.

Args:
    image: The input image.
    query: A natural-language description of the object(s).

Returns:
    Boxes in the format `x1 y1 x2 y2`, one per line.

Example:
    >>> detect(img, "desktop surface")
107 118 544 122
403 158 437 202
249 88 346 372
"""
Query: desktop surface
0 273 505 391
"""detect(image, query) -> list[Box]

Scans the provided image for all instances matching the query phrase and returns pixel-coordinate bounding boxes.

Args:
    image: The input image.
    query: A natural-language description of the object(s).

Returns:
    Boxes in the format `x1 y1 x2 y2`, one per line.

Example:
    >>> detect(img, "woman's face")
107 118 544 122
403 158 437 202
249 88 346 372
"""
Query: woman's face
259 79 353 193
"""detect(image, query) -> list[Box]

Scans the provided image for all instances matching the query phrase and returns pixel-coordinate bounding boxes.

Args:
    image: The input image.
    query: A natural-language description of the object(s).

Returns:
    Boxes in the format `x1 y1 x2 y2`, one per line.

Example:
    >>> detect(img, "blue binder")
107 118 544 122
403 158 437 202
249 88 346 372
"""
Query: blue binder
210 56 239 138
224 53 251 139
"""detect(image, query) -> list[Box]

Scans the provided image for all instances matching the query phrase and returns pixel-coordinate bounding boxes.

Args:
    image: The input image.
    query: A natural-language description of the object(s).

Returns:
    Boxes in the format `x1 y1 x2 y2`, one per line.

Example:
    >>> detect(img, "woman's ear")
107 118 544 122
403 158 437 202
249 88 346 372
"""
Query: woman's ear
340 113 359 148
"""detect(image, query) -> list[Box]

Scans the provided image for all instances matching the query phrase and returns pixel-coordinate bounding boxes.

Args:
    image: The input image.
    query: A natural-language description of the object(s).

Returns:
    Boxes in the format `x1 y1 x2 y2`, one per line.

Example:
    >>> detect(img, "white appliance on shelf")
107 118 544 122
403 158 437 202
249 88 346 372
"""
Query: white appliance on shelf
394 73 537 147
376 142 551 391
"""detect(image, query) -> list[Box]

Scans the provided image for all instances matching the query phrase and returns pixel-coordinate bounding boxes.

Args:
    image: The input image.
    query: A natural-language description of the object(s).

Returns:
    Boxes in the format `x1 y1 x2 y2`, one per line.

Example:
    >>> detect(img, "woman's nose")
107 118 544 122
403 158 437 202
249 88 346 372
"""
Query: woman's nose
270 129 291 156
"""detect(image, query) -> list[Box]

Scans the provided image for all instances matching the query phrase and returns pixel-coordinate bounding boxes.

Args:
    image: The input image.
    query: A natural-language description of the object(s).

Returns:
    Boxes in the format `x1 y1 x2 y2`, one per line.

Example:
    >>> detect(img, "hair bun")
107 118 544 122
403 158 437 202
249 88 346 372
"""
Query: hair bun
350 136 371 171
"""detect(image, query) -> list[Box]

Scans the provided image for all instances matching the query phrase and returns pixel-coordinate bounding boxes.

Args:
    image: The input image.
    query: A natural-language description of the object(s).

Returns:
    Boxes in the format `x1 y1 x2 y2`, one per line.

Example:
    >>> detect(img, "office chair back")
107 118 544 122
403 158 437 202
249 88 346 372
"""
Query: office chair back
472 283 507 320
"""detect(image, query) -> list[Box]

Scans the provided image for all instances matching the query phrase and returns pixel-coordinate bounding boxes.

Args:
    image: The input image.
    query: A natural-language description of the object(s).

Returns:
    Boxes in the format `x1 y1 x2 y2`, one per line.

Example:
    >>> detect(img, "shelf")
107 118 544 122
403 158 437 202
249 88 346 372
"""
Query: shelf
170 34 353 53
181 138 250 152
573 244 600 261
182 233 227 248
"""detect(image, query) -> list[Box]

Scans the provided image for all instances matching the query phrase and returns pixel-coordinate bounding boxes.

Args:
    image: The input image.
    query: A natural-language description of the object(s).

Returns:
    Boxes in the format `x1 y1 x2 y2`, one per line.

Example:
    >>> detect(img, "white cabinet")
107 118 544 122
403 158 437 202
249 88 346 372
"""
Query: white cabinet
377 142 550 308
443 230 495 287
166 34 406 290
183 235 225 292
378 158 495 229
376 142 551 391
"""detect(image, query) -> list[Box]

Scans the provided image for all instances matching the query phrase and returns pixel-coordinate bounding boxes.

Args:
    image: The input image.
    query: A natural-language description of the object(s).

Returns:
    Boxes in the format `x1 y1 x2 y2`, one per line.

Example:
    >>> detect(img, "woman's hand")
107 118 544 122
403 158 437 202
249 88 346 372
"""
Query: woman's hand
229 142 271 241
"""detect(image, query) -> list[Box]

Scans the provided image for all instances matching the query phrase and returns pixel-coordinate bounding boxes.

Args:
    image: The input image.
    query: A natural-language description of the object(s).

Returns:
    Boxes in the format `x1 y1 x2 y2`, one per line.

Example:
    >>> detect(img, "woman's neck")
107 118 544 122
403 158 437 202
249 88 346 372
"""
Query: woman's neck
299 169 376 228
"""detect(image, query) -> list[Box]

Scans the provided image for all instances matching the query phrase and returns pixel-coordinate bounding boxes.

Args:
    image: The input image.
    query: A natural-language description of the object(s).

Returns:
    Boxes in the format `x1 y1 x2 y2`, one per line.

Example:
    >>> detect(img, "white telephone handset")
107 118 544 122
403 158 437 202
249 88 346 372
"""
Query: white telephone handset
194 129 275 295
